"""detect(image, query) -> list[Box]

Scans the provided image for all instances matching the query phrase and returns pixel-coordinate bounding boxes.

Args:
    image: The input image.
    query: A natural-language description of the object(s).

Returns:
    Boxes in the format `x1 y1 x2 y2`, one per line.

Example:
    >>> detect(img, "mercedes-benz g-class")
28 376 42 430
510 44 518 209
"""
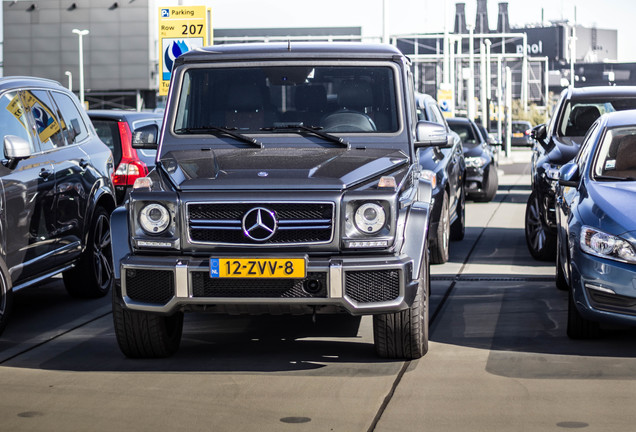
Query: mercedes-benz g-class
110 42 447 359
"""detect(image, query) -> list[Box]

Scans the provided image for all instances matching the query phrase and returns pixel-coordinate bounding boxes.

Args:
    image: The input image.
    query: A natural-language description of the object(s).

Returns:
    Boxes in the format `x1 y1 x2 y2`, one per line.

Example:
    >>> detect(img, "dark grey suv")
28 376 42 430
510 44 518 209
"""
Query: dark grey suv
0 77 117 335
111 42 447 360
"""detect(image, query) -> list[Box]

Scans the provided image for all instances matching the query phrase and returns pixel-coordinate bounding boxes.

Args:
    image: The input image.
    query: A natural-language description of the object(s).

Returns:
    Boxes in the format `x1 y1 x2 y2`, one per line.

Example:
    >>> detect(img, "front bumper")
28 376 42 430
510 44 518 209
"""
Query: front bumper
117 253 418 316
571 248 636 327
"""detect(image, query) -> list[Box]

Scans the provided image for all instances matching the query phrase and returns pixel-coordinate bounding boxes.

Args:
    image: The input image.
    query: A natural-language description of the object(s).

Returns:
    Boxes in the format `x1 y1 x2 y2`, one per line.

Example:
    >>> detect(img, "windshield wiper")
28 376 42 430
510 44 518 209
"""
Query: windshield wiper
175 126 263 148
261 123 350 149
596 174 636 181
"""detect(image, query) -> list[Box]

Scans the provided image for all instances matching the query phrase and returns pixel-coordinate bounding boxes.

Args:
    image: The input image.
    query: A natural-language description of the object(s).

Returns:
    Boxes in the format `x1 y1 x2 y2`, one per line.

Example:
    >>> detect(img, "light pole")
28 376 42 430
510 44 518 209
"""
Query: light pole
72 29 89 107
467 24 475 121
64 71 72 92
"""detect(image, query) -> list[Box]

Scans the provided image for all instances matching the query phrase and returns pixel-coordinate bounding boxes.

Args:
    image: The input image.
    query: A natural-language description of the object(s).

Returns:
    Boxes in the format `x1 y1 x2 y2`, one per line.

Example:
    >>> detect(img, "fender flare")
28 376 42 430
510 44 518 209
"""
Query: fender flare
401 177 432 280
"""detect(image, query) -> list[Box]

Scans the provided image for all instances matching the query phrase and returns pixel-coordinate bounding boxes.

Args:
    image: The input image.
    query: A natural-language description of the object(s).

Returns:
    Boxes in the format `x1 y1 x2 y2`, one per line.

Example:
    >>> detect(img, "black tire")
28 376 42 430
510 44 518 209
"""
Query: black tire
373 253 429 359
524 190 557 261
112 285 184 358
430 192 450 264
474 166 499 202
63 206 113 298
567 288 600 339
450 186 465 241
0 257 13 336
555 235 569 291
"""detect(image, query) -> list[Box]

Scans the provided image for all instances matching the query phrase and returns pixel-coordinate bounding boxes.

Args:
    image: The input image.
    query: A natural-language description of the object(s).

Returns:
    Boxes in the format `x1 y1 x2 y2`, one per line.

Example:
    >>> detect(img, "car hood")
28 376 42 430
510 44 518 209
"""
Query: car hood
584 181 636 236
463 143 486 158
158 147 409 191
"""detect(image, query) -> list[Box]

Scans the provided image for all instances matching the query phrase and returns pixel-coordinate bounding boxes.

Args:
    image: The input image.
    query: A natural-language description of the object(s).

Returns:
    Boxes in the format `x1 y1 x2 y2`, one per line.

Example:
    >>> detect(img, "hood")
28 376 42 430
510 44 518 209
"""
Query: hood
463 143 487 158
158 147 409 191
584 181 636 236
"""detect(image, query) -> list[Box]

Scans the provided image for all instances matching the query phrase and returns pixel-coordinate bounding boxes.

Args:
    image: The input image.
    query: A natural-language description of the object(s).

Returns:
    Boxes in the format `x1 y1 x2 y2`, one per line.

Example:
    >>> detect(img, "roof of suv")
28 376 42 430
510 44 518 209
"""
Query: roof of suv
565 86 636 100
0 76 65 92
175 42 407 66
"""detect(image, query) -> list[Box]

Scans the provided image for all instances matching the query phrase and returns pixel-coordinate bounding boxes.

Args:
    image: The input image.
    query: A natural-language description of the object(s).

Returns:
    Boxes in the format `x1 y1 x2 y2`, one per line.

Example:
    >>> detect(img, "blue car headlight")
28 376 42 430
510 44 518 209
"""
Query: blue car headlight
580 226 636 264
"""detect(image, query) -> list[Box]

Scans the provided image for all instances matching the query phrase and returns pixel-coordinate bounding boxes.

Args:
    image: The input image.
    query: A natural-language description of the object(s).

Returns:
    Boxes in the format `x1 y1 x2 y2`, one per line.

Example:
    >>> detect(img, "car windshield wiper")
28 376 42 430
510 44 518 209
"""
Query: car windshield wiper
595 174 636 181
175 126 263 148
261 123 350 149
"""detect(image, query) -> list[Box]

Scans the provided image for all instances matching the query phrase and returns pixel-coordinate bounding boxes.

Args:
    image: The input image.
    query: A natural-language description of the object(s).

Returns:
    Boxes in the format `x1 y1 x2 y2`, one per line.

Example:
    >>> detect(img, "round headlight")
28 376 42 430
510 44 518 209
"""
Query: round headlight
139 203 170 234
354 203 386 234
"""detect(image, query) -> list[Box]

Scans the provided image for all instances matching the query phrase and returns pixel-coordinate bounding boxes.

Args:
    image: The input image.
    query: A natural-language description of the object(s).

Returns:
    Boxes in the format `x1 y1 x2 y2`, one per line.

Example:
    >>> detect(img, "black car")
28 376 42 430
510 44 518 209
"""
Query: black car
447 117 498 202
415 93 466 264
88 110 163 204
0 77 117 335
526 86 636 260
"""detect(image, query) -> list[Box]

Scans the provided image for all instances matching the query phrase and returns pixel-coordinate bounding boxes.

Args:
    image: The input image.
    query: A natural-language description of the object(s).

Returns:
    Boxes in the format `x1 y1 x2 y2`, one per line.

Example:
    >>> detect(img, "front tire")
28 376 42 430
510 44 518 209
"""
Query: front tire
64 206 113 298
525 190 556 261
373 255 429 359
112 285 184 358
430 192 450 264
450 186 465 241
555 235 569 291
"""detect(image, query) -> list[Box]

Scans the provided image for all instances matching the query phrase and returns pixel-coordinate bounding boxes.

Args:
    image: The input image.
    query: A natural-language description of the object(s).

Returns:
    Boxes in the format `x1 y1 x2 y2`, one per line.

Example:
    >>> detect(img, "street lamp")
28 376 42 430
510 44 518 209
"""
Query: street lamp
72 28 89 107
64 71 72 92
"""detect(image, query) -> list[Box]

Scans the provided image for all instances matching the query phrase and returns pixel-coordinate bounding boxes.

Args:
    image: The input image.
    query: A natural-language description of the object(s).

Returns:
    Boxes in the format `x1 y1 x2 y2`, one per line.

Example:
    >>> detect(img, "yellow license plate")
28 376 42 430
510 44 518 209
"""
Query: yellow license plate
512 132 523 138
210 258 306 278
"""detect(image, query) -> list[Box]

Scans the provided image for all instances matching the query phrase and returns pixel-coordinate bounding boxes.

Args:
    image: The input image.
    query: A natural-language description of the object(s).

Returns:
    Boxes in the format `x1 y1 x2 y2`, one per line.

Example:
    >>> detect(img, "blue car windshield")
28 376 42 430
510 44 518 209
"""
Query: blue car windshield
593 127 636 180
173 65 399 135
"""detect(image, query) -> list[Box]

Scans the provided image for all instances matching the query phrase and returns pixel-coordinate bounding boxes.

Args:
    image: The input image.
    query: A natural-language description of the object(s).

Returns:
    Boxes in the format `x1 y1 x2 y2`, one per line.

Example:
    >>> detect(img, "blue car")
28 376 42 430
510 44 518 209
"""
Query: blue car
556 109 636 338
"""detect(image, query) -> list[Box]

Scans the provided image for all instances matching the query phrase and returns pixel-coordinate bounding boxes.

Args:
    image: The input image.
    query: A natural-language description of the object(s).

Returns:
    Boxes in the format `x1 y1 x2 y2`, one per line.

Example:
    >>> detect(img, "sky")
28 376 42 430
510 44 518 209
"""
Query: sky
205 0 636 62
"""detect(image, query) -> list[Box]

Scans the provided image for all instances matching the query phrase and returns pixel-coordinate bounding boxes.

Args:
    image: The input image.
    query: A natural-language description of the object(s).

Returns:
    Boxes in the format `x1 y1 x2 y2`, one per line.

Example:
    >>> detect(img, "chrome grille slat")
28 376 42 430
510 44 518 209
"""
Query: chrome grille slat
187 202 334 245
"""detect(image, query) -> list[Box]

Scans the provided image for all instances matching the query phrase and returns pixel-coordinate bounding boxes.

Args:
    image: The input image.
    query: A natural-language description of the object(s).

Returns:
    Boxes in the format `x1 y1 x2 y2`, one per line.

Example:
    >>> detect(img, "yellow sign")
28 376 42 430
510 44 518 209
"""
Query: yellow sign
21 92 61 143
437 83 455 118
158 5 211 96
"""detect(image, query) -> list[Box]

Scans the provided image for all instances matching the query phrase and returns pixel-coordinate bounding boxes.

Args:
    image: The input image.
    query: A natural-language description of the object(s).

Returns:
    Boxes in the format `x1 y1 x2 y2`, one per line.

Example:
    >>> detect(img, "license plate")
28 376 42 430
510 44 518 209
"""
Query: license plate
512 132 523 138
210 258 306 278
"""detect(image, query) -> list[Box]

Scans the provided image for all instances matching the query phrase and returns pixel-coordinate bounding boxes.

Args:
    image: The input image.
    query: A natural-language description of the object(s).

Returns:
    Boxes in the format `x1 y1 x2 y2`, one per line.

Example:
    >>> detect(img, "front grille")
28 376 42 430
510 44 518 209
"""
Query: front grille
187 202 334 245
345 270 400 303
191 272 327 298
125 269 174 304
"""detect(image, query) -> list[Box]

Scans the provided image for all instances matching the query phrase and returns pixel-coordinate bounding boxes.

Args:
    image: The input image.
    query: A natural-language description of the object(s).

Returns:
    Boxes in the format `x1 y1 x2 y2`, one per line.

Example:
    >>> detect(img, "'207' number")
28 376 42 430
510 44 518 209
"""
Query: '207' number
182 24 203 35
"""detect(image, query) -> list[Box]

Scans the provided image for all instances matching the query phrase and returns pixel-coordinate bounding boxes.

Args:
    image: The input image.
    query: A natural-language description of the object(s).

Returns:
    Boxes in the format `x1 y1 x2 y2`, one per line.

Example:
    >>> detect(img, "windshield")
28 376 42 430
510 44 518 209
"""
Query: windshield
558 99 636 137
593 126 636 180
174 65 399 135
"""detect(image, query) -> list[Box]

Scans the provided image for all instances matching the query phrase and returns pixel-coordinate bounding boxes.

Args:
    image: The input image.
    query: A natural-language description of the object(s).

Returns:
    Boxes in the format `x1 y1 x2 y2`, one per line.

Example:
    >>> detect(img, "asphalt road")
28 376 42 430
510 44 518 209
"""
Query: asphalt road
1 149 635 432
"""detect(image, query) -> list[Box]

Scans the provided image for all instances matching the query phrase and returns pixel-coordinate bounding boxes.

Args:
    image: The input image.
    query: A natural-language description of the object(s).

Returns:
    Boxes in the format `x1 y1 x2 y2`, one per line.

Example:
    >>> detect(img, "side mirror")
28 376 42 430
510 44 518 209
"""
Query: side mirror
530 124 546 141
4 135 32 170
558 162 580 187
415 121 450 148
132 124 159 149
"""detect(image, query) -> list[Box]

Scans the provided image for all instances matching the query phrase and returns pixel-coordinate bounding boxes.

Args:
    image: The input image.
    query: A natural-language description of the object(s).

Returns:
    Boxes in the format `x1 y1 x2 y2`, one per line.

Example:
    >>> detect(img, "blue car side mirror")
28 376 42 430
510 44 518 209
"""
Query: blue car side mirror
559 162 580 187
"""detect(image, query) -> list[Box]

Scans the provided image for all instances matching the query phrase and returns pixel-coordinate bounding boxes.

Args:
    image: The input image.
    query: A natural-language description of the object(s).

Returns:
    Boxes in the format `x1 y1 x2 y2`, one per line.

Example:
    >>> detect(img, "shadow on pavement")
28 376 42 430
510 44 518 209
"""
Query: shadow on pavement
2 312 409 376
430 278 636 379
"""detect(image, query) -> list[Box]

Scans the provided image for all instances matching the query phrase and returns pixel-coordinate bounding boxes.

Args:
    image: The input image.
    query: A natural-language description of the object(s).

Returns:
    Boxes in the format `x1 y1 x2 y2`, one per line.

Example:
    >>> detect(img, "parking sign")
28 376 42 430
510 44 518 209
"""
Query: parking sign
158 6 211 96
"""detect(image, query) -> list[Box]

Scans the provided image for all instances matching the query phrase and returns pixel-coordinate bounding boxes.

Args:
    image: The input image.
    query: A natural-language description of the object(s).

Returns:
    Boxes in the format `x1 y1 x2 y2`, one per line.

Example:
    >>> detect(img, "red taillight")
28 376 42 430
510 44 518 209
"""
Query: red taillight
112 159 148 186
525 129 531 135
111 121 148 186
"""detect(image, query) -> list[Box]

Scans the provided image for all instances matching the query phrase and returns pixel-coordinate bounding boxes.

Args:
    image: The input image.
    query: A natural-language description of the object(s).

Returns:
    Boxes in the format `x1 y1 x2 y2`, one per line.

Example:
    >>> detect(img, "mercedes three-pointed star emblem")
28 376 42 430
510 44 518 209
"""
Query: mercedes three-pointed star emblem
242 207 278 241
